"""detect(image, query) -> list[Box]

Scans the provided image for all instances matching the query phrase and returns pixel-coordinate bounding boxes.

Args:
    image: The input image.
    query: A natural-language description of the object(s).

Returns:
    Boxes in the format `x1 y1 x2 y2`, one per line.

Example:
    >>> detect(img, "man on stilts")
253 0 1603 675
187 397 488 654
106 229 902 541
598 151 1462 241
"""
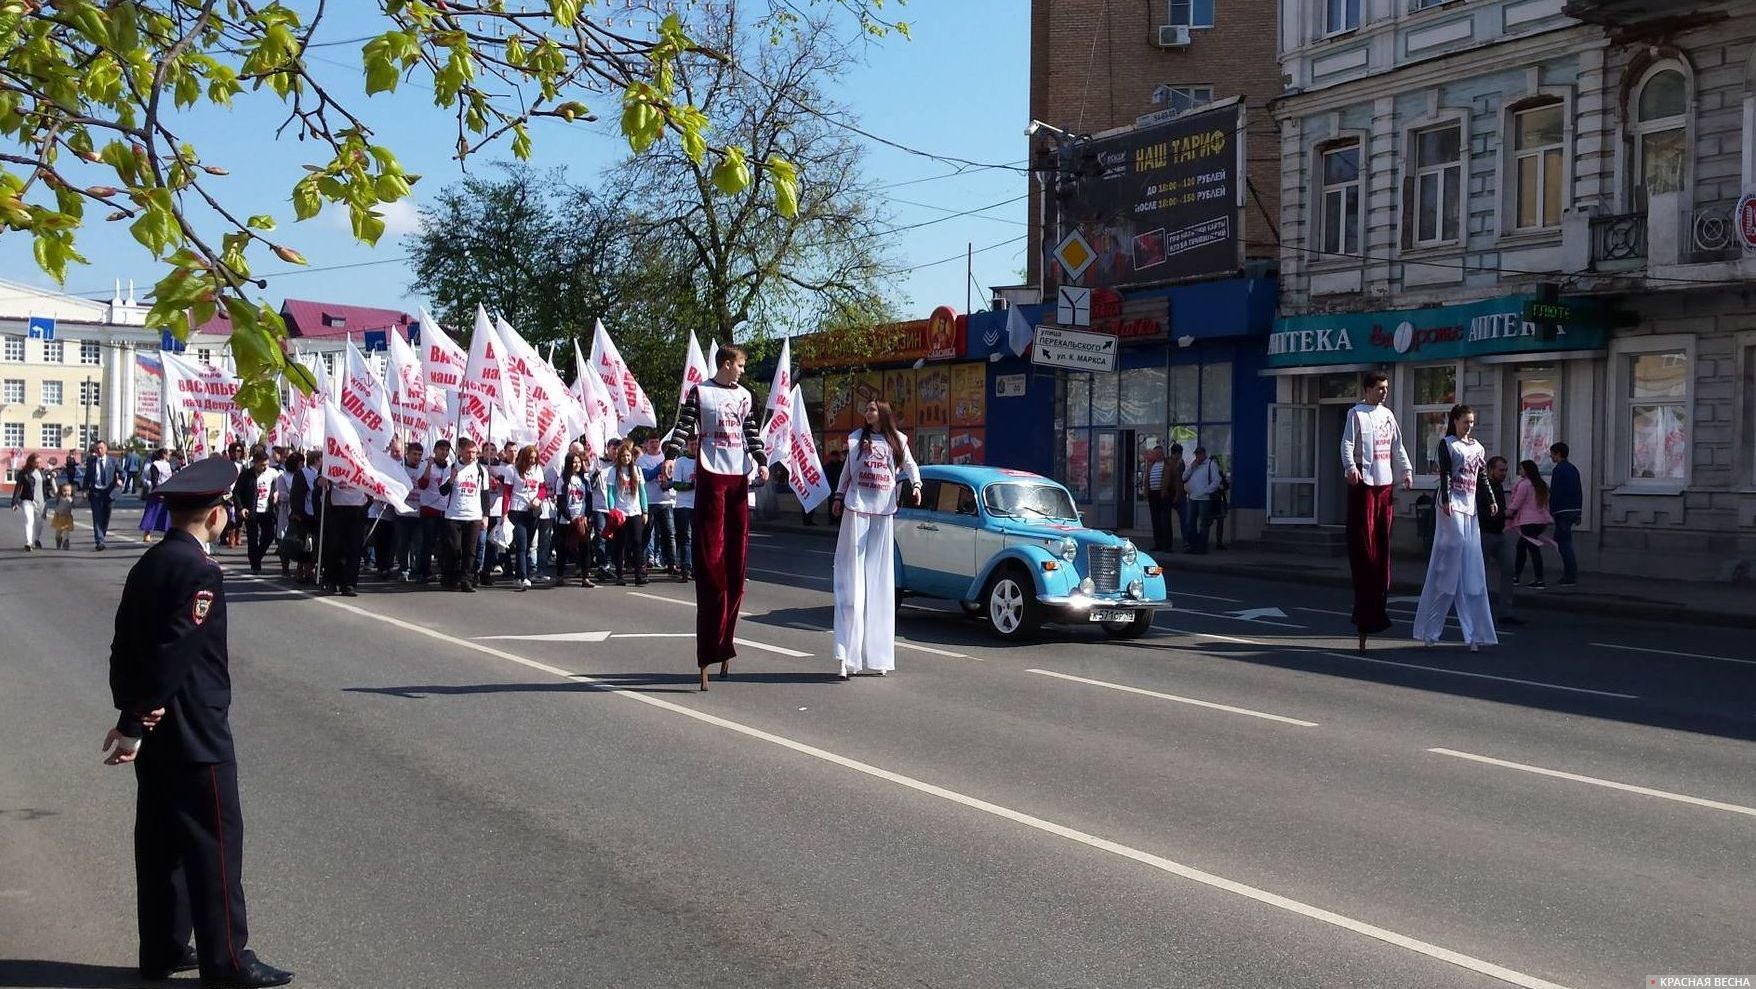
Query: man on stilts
1340 371 1412 652
664 344 768 691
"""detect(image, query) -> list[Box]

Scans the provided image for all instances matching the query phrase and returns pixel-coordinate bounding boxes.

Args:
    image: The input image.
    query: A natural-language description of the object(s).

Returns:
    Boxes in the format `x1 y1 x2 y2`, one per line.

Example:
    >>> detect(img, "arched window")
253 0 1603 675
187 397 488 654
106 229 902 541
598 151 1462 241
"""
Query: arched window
1634 67 1688 202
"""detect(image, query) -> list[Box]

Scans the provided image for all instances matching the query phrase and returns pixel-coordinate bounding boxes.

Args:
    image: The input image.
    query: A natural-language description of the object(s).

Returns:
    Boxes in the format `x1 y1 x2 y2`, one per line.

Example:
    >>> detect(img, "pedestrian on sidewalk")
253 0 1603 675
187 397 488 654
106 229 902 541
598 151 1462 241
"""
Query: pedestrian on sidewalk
1509 459 1555 589
608 439 649 586
1340 372 1414 652
1548 442 1581 586
1412 405 1496 651
235 450 280 575
639 436 679 576
84 440 119 550
831 399 922 680
1475 456 1521 625
9 452 47 550
139 450 174 542
1182 446 1223 554
101 456 295 989
52 482 76 549
663 344 770 691
1167 443 1191 550
122 446 141 495
1141 442 1175 553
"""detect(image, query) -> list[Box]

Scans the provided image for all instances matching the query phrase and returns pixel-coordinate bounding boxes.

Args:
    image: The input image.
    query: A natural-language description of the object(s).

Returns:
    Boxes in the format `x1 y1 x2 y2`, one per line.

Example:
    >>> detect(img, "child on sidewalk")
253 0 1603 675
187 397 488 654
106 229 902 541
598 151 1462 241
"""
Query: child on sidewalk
52 482 76 550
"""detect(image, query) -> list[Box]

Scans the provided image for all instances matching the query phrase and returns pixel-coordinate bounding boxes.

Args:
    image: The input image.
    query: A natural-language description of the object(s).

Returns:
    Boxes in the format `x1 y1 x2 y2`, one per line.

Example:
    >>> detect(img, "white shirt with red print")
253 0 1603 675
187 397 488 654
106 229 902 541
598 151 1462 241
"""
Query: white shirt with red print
1439 435 1485 517
1340 402 1413 488
835 429 921 516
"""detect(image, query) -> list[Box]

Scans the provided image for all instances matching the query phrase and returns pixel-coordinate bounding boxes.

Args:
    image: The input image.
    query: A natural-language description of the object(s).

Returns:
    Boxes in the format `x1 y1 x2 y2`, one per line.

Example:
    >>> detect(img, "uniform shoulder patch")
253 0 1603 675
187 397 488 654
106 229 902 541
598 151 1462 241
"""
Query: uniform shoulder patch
192 589 215 626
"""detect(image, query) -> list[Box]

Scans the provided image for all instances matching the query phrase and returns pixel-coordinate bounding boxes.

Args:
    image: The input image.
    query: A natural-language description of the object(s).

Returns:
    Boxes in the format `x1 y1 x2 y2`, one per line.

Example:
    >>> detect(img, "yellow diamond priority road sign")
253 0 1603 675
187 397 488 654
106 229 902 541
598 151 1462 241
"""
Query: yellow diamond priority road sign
1054 229 1096 280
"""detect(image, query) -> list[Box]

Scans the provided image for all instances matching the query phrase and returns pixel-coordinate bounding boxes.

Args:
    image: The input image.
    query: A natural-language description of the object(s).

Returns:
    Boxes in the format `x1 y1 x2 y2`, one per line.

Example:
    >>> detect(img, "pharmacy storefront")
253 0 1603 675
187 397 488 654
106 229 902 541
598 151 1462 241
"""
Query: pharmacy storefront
1262 295 1609 538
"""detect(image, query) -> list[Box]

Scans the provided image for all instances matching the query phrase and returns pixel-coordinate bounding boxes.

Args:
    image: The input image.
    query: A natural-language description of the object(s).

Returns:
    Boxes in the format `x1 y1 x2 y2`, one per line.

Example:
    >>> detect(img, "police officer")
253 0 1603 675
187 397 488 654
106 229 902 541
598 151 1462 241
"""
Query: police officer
102 457 294 988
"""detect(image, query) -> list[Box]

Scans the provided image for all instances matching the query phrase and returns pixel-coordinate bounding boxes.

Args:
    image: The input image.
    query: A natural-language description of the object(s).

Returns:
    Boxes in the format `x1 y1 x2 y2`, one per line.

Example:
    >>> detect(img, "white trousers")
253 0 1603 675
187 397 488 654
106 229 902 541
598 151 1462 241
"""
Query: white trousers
17 499 40 547
832 511 896 673
1413 509 1498 646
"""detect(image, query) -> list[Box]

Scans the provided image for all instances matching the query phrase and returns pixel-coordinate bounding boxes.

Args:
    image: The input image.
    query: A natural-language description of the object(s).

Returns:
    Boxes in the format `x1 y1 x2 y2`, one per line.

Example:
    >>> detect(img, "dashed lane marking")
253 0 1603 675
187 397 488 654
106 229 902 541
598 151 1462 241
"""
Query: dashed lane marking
1428 748 1756 819
1028 669 1319 727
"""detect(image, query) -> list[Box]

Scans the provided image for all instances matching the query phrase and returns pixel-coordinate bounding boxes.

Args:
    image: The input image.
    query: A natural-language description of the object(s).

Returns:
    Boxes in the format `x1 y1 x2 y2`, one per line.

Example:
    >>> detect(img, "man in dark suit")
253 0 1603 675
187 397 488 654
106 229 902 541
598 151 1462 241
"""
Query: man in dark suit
83 440 119 550
102 457 294 989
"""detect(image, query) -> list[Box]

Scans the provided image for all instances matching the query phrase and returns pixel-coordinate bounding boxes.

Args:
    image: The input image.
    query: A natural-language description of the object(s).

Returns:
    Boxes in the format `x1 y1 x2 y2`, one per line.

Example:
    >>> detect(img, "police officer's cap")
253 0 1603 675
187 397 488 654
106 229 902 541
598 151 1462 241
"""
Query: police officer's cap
151 456 240 510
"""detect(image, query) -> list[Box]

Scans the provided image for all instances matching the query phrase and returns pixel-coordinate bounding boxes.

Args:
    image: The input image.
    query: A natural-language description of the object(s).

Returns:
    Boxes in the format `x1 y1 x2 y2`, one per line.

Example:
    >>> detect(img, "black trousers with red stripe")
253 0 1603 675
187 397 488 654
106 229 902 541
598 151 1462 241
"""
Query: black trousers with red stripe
134 758 250 976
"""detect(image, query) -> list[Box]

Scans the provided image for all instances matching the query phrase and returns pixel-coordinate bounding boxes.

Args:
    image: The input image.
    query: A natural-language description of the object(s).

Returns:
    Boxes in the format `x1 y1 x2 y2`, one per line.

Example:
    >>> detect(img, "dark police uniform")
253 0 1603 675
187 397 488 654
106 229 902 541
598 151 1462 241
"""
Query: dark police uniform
107 457 293 988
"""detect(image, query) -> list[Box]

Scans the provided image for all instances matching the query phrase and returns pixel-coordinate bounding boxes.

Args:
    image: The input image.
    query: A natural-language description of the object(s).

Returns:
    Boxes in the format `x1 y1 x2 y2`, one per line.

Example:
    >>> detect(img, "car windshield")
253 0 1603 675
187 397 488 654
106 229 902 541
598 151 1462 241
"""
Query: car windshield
983 482 1078 522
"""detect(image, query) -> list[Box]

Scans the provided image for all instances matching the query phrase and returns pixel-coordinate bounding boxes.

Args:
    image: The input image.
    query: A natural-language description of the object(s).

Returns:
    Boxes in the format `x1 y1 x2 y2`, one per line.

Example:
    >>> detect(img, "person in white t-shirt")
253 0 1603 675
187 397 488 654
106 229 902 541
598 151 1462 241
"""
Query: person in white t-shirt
555 448 596 588
638 437 678 575
411 439 453 584
668 439 698 582
439 437 490 592
495 445 548 590
1339 371 1414 652
234 449 280 574
830 399 921 679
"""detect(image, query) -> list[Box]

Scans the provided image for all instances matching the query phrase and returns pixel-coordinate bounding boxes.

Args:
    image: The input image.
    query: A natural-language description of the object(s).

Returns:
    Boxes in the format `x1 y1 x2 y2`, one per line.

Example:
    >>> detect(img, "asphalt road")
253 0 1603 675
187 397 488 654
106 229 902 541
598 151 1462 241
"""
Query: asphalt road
2 508 1753 988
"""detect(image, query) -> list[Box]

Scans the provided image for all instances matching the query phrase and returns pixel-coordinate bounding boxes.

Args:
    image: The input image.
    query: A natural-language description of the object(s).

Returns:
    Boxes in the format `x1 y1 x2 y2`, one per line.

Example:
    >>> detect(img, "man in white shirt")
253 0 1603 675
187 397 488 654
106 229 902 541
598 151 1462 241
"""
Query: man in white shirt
638 437 678 575
1339 371 1414 650
438 437 490 592
411 439 452 584
394 441 424 580
1181 446 1224 554
669 438 698 581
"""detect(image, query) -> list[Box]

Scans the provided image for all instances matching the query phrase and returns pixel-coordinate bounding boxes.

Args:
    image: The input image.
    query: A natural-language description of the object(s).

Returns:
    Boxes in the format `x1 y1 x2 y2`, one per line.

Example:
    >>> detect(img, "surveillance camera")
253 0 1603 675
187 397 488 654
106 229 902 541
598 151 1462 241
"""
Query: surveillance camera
1025 121 1042 138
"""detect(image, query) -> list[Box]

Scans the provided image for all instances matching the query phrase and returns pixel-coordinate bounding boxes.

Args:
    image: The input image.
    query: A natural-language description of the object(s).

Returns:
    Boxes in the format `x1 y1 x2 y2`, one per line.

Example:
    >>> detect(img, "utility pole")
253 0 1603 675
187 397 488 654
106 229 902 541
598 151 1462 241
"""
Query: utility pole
966 242 972 314
83 372 92 450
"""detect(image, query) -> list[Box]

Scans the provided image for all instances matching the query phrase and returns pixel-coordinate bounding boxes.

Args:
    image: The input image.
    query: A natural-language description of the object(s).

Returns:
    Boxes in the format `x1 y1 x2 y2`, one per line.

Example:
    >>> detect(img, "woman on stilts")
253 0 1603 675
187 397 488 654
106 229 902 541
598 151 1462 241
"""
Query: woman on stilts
663 344 769 692
830 400 922 680
1340 371 1412 652
1412 404 1496 651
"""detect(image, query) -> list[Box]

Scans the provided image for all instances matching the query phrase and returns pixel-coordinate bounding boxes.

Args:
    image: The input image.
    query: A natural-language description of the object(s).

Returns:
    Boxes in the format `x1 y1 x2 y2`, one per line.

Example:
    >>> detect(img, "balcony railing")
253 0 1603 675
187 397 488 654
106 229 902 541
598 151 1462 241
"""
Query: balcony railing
1590 213 1647 269
1686 200 1746 264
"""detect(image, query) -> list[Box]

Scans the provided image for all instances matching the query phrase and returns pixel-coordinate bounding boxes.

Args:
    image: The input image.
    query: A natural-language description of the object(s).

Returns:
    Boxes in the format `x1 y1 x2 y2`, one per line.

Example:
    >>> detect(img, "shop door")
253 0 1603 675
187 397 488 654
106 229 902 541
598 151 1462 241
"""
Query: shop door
1267 404 1318 524
1090 429 1124 530
1133 430 1164 536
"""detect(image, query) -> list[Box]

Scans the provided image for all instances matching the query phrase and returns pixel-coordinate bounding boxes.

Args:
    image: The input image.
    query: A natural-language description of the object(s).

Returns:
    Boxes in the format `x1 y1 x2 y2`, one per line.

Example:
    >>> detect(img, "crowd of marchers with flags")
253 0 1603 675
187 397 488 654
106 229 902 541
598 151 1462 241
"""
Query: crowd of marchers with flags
142 308 833 596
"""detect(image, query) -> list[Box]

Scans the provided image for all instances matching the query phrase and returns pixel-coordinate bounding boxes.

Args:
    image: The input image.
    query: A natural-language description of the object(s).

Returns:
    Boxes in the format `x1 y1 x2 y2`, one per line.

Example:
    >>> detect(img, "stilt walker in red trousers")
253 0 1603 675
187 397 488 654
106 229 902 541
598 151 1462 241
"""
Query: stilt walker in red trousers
664 344 769 691
1340 371 1413 653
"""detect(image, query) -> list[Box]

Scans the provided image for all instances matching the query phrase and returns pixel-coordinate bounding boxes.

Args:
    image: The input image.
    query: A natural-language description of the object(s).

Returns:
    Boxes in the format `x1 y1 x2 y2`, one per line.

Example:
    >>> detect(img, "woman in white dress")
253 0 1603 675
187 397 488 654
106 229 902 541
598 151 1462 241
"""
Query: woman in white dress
1412 404 1497 651
830 400 922 679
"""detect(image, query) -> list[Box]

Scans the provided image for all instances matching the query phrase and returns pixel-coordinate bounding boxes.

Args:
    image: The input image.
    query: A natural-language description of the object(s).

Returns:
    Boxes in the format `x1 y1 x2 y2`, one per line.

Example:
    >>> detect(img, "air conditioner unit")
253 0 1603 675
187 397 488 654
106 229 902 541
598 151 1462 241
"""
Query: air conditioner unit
1156 24 1191 48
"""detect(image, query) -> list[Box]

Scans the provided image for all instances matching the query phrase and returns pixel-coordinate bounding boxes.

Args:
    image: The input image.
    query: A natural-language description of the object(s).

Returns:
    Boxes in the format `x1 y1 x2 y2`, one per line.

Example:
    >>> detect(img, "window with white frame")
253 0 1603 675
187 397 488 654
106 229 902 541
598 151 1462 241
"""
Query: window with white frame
2 379 22 404
1168 0 1213 27
80 380 100 406
3 422 23 448
1633 67 1687 202
1626 349 1689 482
79 340 100 365
79 424 99 449
1158 85 1214 114
1326 0 1360 34
1410 364 1458 476
1320 141 1363 256
40 423 62 447
197 347 213 365
41 380 63 406
43 339 63 363
1413 124 1462 245
1512 101 1565 230
2 336 22 363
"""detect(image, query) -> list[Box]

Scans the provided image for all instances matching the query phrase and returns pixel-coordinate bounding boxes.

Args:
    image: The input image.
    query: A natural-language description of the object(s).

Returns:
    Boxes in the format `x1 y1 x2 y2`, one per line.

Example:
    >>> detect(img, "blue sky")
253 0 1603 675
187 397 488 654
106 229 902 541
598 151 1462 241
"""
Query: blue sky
0 3 1030 326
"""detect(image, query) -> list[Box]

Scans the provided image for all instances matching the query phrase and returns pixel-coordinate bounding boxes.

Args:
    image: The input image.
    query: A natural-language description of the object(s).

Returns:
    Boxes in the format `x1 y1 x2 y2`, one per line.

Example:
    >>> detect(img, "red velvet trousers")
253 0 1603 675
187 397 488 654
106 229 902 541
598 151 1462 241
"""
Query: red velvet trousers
692 467 749 667
1346 481 1396 634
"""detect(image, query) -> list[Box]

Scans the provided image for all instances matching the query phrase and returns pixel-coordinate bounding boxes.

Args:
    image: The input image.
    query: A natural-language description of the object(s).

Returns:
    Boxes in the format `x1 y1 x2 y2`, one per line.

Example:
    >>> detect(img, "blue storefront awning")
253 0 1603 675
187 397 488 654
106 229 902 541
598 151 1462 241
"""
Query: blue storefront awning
963 276 1276 359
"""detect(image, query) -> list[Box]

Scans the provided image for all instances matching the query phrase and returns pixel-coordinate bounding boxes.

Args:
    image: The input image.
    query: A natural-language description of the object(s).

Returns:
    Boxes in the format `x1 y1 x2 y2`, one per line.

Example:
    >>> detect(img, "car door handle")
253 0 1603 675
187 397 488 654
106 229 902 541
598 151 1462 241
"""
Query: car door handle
916 523 939 532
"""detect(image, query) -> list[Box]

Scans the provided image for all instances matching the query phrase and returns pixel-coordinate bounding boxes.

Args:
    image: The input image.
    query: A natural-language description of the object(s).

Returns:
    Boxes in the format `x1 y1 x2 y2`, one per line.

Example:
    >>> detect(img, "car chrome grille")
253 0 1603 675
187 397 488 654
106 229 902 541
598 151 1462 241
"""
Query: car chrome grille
1088 546 1121 593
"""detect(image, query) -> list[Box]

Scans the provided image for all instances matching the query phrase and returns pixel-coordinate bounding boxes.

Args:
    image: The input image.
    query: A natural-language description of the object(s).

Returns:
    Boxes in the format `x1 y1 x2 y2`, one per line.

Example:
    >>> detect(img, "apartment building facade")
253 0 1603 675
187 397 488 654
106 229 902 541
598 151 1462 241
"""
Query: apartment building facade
1269 0 1756 581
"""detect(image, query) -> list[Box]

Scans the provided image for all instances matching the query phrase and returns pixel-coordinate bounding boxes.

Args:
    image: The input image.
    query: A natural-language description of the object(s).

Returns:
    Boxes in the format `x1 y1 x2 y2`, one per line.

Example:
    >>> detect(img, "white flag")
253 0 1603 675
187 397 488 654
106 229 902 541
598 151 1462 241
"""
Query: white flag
494 315 578 470
461 305 513 447
679 332 713 412
759 335 794 455
1006 304 1034 358
386 326 432 443
418 307 467 439
784 385 832 514
321 402 413 505
589 319 657 434
571 339 615 460
341 340 396 453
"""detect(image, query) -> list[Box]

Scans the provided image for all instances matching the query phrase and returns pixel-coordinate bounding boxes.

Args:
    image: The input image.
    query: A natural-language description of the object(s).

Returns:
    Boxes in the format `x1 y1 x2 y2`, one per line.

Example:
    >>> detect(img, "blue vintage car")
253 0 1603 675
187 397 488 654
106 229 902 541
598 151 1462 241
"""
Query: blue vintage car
894 465 1168 640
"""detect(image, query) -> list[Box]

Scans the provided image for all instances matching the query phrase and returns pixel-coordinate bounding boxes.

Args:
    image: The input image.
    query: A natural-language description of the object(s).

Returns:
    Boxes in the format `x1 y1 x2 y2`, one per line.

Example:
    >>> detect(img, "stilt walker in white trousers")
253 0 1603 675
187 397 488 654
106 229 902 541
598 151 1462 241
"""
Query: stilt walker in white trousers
830 399 921 679
1412 403 1498 651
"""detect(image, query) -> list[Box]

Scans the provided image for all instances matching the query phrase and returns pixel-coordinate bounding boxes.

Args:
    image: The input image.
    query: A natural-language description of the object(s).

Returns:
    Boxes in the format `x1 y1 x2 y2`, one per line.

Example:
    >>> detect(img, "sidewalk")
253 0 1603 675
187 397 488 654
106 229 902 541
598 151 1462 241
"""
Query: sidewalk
755 514 1756 629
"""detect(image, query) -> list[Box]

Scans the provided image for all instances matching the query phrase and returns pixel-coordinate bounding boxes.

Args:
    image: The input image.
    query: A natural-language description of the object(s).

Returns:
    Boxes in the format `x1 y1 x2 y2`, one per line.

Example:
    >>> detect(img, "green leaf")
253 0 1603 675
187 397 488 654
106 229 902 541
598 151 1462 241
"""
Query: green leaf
291 176 321 220
247 214 277 231
365 53 400 95
510 123 532 161
767 155 799 217
711 146 752 196
549 0 582 26
351 207 386 245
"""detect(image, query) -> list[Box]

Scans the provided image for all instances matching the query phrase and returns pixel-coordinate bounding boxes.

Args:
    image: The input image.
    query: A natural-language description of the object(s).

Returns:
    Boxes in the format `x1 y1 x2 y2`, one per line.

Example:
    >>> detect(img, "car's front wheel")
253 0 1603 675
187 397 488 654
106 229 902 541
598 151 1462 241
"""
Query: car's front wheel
1100 610 1155 639
983 565 1041 641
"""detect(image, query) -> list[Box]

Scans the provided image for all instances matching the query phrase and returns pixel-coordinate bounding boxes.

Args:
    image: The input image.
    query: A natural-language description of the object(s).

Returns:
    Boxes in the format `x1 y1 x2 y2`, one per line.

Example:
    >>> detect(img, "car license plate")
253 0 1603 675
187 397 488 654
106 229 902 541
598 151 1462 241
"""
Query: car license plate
1090 608 1133 623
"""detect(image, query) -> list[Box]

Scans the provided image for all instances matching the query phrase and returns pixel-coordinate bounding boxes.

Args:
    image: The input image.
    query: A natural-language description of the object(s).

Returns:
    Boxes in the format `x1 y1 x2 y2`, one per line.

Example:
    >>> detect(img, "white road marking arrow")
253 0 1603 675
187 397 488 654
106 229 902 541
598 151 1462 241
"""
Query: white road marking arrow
475 631 613 643
1225 607 1288 621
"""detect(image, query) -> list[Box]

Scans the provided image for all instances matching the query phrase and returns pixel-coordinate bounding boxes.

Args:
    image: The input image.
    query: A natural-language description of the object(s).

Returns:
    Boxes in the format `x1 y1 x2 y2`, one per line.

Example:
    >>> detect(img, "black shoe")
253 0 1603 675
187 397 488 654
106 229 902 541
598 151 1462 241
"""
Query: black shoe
459 582 477 593
141 946 199 980
200 950 294 988
340 587 358 597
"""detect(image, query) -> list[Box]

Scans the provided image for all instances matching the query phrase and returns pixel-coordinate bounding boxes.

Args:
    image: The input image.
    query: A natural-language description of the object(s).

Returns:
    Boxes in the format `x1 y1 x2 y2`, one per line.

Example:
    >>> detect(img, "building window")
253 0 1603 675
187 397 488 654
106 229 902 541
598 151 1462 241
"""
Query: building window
3 422 23 448
1634 67 1687 203
41 380 63 406
1413 124 1462 245
1411 0 1455 8
1410 363 1458 476
1320 142 1363 256
196 347 213 366
79 424 99 449
2 336 22 363
1168 0 1214 28
1513 102 1565 230
1157 85 1214 114
1168 361 1234 474
1326 0 1360 34
2 379 22 404
80 380 100 406
79 340 100 365
1627 350 1688 482
43 340 63 363
40 423 62 447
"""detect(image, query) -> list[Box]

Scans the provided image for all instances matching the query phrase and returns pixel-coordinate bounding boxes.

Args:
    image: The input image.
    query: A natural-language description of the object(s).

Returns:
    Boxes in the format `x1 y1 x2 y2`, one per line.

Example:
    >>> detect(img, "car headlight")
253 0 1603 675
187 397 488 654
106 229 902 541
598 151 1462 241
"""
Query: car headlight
1058 537 1078 563
1078 577 1096 595
1120 539 1138 566
1128 579 1145 599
